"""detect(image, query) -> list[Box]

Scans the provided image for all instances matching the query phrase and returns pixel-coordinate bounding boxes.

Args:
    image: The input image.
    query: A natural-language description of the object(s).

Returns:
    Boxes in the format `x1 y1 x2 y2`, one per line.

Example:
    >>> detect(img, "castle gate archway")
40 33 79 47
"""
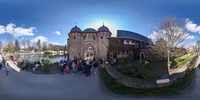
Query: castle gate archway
84 45 95 60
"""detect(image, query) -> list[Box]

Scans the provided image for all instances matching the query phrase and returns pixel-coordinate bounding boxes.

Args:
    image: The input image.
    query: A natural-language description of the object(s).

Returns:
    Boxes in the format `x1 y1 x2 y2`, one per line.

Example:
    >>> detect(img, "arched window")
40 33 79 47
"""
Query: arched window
140 53 145 59
73 36 76 39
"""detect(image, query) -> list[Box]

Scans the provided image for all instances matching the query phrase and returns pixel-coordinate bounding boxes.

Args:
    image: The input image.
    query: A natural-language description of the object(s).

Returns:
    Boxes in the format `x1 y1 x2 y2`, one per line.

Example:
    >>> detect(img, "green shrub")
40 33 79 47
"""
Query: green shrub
118 59 155 80
116 57 130 64
42 59 50 73
44 52 52 55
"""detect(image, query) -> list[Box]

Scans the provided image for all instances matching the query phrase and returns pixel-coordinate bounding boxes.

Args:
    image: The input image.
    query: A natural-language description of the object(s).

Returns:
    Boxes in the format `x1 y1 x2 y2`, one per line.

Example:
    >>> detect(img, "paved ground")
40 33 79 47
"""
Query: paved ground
0 56 200 100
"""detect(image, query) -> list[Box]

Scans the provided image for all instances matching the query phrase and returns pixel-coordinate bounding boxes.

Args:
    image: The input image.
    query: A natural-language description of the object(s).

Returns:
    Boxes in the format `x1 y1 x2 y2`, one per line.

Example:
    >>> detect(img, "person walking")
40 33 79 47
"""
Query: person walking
84 61 91 77
5 63 12 78
93 60 99 74
71 61 77 75
2 57 6 69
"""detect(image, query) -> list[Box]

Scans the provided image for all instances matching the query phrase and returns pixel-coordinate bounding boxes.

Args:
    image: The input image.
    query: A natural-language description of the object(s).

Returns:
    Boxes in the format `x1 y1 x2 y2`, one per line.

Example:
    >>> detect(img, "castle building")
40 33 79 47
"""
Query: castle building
67 24 149 61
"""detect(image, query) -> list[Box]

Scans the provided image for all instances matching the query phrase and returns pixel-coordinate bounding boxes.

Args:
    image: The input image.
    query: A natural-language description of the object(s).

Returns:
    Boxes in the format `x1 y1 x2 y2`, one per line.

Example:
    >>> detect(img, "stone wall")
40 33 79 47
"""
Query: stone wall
104 55 197 88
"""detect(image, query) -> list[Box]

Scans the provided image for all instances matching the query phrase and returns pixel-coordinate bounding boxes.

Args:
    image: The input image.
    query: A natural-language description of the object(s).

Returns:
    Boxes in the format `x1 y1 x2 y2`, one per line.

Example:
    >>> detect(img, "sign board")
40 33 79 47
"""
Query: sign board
156 78 170 84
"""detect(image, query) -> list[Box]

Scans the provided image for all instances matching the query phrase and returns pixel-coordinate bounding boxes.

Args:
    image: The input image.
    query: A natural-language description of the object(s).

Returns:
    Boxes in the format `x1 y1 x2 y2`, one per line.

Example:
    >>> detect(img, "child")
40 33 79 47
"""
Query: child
5 63 12 78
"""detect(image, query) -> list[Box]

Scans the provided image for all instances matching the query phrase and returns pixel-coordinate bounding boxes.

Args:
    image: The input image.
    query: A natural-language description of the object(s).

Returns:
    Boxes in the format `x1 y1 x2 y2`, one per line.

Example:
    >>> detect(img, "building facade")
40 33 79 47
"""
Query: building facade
67 25 149 60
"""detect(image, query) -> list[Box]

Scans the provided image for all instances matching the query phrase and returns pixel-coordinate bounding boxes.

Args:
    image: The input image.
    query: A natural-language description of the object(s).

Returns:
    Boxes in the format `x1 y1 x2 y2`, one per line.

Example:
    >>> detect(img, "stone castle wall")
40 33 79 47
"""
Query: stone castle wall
68 31 111 60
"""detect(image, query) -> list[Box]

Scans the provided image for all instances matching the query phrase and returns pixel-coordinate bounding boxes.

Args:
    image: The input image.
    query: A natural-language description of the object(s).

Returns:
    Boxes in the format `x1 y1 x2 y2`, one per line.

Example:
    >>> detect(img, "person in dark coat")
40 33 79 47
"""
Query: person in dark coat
78 60 83 74
84 61 91 77
59 60 64 74
74 57 77 64
93 60 99 74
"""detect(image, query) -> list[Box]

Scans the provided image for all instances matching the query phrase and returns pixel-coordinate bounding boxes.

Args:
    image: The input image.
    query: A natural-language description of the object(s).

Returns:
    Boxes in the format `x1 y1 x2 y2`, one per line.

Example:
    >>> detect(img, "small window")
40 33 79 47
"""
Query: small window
127 50 129 54
101 36 103 39
83 35 85 40
118 51 120 55
73 36 76 39
122 51 124 55
93 35 95 40
124 40 128 44
126 40 129 44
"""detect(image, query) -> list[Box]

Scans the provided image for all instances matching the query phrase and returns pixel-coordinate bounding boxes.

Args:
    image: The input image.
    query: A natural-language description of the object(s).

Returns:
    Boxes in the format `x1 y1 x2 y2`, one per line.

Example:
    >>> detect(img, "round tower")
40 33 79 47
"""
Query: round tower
68 25 82 59
97 24 111 59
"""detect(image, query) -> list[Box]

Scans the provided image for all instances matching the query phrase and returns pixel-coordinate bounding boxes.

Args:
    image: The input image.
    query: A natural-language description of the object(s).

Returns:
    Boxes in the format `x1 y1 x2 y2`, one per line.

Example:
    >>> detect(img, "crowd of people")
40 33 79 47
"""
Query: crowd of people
0 52 105 78
58 57 104 77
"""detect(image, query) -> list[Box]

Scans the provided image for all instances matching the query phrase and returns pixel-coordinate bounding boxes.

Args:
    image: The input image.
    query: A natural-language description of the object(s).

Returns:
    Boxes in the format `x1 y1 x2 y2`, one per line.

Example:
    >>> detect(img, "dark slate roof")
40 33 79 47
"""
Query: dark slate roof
70 26 81 32
117 30 149 43
83 28 97 32
98 25 110 31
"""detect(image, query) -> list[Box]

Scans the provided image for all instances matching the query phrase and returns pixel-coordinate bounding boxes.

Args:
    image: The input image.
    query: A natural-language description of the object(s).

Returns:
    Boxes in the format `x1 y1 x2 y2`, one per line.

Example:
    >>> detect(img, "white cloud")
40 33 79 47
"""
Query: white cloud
185 18 200 34
13 27 35 37
53 31 61 35
31 36 47 43
186 35 195 40
51 43 59 45
6 23 15 34
0 25 5 34
0 23 36 37
56 31 61 35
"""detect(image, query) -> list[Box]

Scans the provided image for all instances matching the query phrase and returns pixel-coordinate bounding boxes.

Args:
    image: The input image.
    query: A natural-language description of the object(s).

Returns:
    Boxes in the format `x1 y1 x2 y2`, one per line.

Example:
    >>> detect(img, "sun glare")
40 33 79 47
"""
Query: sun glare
84 20 117 37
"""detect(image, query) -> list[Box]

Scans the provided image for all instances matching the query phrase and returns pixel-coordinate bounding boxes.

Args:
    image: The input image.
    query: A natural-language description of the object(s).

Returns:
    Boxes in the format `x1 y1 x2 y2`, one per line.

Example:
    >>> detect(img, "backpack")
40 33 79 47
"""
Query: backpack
65 66 70 72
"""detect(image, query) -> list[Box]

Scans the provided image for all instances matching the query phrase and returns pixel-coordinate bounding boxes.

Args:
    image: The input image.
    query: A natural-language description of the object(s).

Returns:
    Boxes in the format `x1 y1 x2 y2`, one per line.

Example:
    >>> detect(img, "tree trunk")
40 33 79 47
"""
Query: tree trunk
167 49 170 73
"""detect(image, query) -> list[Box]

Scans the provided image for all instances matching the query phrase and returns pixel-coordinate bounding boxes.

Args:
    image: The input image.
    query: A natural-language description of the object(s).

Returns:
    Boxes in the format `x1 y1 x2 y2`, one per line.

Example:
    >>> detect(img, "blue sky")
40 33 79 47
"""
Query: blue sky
0 0 200 47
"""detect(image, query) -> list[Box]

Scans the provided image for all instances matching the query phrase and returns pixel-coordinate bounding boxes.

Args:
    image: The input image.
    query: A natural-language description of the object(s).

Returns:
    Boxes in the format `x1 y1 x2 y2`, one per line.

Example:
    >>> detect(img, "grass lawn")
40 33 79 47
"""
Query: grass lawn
171 53 196 68
145 53 196 79
100 55 197 96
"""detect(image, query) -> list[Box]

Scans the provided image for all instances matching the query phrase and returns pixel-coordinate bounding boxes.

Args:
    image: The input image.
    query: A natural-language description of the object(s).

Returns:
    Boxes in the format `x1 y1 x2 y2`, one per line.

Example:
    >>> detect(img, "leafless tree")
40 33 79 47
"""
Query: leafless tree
32 42 36 52
149 38 168 61
21 38 26 51
196 40 200 52
48 43 54 51
36 39 41 52
5 35 14 52
149 16 189 69
42 41 48 52
0 41 2 51
26 39 31 52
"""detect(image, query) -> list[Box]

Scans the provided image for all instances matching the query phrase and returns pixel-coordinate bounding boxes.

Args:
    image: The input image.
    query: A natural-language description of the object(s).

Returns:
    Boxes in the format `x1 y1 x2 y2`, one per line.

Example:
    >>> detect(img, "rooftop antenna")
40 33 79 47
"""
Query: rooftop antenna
103 22 104 26
75 23 77 26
